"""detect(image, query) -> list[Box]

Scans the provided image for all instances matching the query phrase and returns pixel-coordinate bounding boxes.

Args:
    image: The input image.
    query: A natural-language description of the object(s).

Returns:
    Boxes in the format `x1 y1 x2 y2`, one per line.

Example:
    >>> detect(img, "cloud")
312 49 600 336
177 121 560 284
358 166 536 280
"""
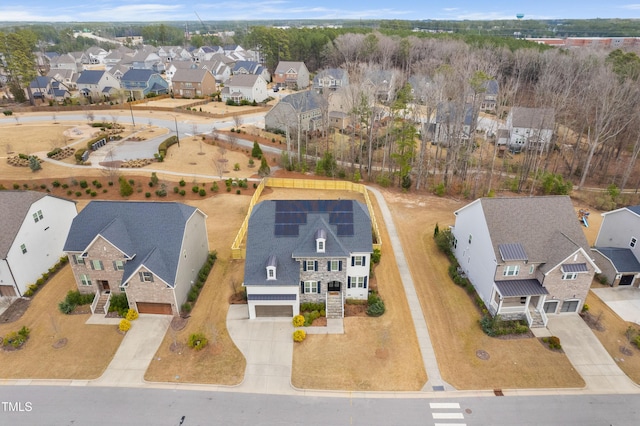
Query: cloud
620 4 640 10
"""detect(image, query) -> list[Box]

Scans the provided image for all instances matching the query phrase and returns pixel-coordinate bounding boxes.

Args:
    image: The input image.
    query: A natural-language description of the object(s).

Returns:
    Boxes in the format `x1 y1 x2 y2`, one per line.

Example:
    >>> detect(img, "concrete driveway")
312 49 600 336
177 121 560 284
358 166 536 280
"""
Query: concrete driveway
90 314 171 387
592 286 640 325
546 315 639 393
226 305 294 394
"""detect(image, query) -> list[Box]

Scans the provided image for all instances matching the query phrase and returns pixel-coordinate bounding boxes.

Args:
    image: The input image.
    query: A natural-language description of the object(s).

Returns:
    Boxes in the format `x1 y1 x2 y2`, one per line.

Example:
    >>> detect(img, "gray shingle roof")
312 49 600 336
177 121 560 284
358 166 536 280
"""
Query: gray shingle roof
121 69 155 83
0 191 48 258
627 205 640 216
76 70 105 85
279 91 324 112
63 201 198 287
227 74 260 88
511 107 555 130
173 68 210 83
244 200 372 287
593 247 640 273
479 196 590 274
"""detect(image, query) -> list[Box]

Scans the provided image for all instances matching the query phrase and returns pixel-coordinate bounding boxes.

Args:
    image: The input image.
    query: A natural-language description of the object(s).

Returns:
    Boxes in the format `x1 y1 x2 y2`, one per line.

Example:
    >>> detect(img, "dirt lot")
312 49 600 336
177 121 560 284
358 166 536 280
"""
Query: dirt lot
384 189 585 390
0 265 123 379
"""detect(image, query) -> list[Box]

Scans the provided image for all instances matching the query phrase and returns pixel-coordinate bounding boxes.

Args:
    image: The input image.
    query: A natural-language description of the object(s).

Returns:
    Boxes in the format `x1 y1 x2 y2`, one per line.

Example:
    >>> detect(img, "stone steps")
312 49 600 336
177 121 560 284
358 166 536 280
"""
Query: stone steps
94 294 110 315
326 292 343 319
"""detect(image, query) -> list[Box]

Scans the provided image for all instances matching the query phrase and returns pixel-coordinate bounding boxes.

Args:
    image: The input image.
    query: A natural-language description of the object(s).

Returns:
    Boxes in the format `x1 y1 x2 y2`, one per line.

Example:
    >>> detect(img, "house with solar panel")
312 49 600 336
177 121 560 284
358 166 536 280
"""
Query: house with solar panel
451 196 599 327
592 205 640 287
64 201 209 315
243 200 373 319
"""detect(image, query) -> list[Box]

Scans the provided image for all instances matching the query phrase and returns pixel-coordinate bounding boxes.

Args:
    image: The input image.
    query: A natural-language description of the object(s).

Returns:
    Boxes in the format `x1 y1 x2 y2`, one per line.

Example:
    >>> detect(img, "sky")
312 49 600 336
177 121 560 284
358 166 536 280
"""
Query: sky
2 1 640 22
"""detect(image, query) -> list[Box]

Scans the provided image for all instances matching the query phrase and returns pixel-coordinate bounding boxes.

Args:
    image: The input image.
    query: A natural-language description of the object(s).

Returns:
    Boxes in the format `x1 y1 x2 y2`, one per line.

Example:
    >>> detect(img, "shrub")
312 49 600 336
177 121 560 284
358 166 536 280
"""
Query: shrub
179 189 186 196
74 148 87 162
251 141 263 158
58 300 75 314
367 300 386 317
75 191 82 197
79 180 88 188
3 326 30 348
173 186 180 193
187 287 199 302
548 336 562 350
211 182 219 192
634 335 640 349
13 183 20 189
126 308 139 321
371 248 381 264
188 333 208 350
192 186 200 193
199 188 206 196
109 293 129 317
293 329 306 342
145 192 151 198
179 179 186 187
119 176 134 197
28 156 41 172
158 136 178 157
181 302 192 314
119 319 131 332
292 315 305 327
582 304 590 312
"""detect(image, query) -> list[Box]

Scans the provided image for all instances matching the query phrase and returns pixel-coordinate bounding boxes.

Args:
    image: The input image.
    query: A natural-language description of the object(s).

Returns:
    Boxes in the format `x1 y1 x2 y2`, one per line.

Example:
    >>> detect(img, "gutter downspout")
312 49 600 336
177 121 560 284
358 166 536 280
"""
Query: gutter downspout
4 259 22 297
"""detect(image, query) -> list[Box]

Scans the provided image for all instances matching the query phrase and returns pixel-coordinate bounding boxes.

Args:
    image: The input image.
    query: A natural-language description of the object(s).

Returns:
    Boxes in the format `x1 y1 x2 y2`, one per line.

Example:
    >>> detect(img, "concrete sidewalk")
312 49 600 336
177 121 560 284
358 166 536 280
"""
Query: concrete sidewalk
547 315 639 393
226 305 295 394
90 314 171 387
366 186 452 392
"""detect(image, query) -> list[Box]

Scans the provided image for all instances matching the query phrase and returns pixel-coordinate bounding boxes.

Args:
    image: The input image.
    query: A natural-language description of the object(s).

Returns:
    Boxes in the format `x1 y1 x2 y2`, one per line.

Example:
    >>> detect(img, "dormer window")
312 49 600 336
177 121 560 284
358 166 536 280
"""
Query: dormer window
315 228 326 253
266 254 277 280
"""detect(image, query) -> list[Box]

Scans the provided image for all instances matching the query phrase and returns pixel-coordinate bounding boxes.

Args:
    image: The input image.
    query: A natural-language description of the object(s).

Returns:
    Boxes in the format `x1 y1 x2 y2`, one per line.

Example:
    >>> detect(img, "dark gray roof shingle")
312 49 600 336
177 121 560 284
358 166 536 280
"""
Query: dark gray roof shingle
593 247 640 273
244 200 372 287
63 201 198 287
0 191 47 258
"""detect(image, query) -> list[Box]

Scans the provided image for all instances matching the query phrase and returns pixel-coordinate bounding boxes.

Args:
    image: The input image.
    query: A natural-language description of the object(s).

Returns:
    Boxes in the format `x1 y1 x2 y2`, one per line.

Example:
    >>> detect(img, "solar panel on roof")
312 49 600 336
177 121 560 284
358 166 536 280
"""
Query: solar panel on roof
274 223 299 236
275 212 307 224
336 224 354 236
329 212 353 224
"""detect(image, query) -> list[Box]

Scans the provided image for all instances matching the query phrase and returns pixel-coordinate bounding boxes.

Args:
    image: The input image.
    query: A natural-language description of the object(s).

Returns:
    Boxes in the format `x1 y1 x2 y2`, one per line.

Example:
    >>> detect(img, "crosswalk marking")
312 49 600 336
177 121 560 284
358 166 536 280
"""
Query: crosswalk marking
430 402 461 409
433 412 465 419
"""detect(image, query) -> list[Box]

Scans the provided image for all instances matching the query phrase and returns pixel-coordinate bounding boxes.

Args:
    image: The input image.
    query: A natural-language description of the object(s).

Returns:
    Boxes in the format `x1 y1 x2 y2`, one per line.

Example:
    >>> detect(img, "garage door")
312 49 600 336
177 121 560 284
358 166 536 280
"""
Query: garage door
0 285 17 297
620 275 635 286
136 302 172 315
255 305 293 317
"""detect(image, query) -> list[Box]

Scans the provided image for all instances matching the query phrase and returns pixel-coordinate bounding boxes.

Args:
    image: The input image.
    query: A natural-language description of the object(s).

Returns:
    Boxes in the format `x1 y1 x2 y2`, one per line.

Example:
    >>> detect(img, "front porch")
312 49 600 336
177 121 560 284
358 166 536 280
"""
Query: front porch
491 279 549 328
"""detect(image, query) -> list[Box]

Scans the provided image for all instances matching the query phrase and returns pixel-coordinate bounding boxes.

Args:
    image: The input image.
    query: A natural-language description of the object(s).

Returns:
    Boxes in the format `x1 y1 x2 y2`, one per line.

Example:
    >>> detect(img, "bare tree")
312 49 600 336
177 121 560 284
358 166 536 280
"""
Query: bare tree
214 146 228 178
85 110 95 124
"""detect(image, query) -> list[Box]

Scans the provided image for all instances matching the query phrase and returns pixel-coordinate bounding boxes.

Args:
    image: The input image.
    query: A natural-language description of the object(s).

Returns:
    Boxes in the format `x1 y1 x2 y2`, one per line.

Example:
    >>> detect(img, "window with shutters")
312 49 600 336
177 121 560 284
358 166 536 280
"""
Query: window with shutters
329 260 340 271
353 276 366 288
74 254 85 265
113 260 125 271
91 260 104 270
305 260 316 271
304 281 318 294
353 256 365 266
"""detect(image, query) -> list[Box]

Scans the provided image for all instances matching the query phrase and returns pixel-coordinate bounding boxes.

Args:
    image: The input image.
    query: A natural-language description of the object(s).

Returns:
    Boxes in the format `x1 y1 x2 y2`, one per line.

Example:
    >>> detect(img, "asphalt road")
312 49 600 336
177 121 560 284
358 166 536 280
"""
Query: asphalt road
0 386 638 426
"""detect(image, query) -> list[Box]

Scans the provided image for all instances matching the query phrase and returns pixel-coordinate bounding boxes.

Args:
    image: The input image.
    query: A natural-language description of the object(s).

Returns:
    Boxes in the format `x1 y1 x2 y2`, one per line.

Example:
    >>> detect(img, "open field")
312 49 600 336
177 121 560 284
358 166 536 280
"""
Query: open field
0 265 124 379
385 189 586 390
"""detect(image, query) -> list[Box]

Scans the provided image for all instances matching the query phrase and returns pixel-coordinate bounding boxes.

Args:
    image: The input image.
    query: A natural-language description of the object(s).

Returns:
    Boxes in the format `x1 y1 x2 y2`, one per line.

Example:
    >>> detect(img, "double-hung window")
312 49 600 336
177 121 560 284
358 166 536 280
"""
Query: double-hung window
503 265 520 276
80 274 91 286
113 260 125 271
140 272 153 282
304 281 318 294
91 260 104 270
33 210 43 222
562 272 578 280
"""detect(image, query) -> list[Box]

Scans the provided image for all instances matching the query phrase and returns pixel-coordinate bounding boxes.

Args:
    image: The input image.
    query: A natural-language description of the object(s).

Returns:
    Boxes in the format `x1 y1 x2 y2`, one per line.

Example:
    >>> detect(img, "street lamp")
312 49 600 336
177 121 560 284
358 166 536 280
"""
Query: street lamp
174 116 180 147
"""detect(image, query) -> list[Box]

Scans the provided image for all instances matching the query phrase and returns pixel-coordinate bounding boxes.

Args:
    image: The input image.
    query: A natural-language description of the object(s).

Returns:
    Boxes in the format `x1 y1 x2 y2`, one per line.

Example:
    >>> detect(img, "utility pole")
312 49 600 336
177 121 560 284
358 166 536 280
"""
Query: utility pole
129 102 135 128
174 116 180 147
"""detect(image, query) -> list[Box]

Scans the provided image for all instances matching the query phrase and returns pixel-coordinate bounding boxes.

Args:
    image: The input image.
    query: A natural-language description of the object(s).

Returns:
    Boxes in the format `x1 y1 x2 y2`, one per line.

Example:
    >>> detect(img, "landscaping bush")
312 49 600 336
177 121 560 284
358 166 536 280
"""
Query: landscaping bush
125 308 139 321
119 319 131 332
199 188 206 196
480 314 529 337
251 141 263 158
292 315 305 327
371 248 381 264
293 329 306 342
119 176 133 197
47 147 63 158
179 179 186 187
3 326 30 349
192 186 200 193
303 310 321 326
108 293 129 317
366 292 386 317
188 332 208 350
58 300 75 314
179 189 186 196
300 302 325 312
181 302 192 314
548 336 562 349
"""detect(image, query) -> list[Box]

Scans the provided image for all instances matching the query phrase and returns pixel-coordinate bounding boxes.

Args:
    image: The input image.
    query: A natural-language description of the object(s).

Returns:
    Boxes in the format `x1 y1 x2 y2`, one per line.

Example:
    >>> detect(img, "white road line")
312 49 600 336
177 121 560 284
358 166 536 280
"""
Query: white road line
434 423 466 426
430 402 461 409
433 412 465 419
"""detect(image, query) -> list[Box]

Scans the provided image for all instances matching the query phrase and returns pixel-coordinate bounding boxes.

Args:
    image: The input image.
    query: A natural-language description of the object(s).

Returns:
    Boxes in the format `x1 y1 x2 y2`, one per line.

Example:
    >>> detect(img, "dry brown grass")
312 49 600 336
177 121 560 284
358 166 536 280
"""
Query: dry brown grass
385 189 585 390
144 194 250 384
584 291 640 384
290 188 427 391
0 265 123 379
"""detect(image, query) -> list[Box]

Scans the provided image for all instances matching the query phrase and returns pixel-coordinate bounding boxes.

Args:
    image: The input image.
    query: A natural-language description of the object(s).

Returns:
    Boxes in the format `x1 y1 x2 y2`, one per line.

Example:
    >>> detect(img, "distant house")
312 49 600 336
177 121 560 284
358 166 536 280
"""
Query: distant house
363 69 396 102
28 76 53 101
201 58 233 83
265 91 326 133
480 79 499 111
131 48 164 72
232 61 271 83
451 196 600 327
0 192 77 298
243 200 373 319
221 74 268 103
313 68 349 92
64 201 209 315
273 61 309 89
593 205 640 287
47 68 76 90
432 102 475 144
49 53 82 73
120 69 169 100
76 70 120 100
504 107 555 152
172 68 217 98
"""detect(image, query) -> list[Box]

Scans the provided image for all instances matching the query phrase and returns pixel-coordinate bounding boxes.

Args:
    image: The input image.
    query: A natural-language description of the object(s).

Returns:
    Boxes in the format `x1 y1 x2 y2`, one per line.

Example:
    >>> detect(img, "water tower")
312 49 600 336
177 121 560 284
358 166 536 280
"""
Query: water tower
516 13 524 20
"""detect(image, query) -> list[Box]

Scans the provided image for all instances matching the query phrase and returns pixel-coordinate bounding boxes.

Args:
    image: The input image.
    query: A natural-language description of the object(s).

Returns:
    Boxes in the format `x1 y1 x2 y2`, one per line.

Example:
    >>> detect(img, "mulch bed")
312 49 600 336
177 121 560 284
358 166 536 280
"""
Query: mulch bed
476 349 491 360
0 298 31 323
171 317 188 331
311 317 327 327
71 305 91 315
495 331 535 340
580 311 606 332
344 303 367 317
228 292 247 305
52 338 68 349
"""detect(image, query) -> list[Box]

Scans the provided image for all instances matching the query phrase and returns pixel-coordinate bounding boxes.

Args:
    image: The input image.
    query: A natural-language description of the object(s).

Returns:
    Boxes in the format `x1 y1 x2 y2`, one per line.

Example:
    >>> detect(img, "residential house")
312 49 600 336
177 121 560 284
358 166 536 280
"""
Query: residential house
47 69 76 90
201 58 232 83
243 200 373 319
49 53 81 73
313 68 349 92
120 69 169 100
273 61 309 89
192 45 223 62
451 196 600 327
63 201 209 315
86 46 109 65
131 48 164 73
0 192 77 298
232 61 271 83
504 107 555 152
76 70 120 100
407 74 432 104
165 61 197 87
172 68 217 98
363 69 396 102
265 91 326 133
29 76 53 102
592 205 640 287
432 102 475 144
480 79 499 111
221 74 267 103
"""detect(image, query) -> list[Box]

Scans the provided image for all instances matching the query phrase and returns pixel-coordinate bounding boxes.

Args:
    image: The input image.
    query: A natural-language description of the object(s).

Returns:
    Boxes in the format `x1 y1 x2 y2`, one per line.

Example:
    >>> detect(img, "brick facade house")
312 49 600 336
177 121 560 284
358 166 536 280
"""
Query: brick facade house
451 196 599 327
243 200 372 319
64 201 209 315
